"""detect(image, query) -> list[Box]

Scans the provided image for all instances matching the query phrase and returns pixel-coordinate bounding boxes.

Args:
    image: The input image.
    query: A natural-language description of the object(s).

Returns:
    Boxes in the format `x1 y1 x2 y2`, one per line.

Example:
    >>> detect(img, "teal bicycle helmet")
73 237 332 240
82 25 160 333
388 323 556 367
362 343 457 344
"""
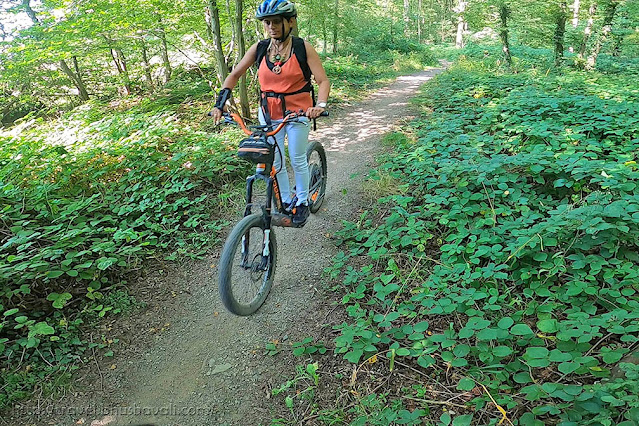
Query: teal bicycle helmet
256 0 297 19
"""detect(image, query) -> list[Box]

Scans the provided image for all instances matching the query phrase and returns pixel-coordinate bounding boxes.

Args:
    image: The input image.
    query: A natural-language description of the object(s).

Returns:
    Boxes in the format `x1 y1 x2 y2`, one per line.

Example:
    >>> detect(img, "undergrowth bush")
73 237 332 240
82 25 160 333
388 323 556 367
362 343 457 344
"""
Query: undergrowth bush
325 61 639 424
0 104 249 409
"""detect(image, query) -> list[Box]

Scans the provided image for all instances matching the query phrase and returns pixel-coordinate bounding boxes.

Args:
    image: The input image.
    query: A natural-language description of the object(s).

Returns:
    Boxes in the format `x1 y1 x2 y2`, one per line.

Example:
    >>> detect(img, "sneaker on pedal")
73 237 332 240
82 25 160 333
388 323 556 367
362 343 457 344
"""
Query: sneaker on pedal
292 203 310 226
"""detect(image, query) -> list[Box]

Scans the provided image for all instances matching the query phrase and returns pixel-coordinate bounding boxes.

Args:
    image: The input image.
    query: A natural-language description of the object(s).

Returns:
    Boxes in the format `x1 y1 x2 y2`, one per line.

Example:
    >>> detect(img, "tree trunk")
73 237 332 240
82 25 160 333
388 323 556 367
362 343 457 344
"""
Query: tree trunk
454 0 467 48
585 1 618 71
332 0 339 54
498 2 512 66
235 0 250 118
139 39 155 91
59 59 89 101
72 56 82 81
116 48 132 95
404 0 410 37
322 17 327 54
417 0 422 42
554 2 567 67
254 19 262 43
206 0 229 85
105 37 132 96
226 0 237 63
439 0 449 43
572 0 580 27
22 0 39 24
577 3 597 62
225 0 236 39
156 13 172 83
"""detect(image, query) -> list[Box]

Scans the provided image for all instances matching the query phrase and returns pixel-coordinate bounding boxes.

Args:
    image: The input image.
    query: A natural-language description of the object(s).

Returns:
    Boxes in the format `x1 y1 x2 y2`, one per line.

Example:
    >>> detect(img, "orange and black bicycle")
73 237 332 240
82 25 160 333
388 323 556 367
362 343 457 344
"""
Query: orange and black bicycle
218 111 327 315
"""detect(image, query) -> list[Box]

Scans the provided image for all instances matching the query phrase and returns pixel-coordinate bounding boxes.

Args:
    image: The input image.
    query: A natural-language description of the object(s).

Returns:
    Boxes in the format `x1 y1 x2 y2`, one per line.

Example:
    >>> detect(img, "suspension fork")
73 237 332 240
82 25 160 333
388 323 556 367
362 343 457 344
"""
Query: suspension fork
260 176 275 268
240 175 257 267
244 175 256 218
241 172 275 270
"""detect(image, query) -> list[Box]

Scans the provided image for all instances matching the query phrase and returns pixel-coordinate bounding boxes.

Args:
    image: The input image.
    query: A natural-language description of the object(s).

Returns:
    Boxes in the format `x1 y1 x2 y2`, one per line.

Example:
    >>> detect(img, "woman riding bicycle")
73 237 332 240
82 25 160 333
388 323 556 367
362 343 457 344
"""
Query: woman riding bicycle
212 0 330 226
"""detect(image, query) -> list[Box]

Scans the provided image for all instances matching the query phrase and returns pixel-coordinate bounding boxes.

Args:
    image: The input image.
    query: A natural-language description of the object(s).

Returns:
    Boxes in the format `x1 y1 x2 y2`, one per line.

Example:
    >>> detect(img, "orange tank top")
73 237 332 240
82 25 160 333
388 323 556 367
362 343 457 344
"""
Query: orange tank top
258 53 313 120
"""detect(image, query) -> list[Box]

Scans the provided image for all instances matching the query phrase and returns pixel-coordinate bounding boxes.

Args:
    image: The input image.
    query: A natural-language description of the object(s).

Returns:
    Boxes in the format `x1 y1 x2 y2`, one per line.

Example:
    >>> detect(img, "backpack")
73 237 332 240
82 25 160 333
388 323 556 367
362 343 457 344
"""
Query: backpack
255 36 312 82
255 36 316 127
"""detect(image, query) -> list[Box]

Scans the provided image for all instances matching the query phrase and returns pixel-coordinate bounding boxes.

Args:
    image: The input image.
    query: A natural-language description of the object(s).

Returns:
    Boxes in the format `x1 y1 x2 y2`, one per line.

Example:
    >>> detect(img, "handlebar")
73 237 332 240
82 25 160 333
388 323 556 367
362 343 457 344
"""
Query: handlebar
213 110 329 137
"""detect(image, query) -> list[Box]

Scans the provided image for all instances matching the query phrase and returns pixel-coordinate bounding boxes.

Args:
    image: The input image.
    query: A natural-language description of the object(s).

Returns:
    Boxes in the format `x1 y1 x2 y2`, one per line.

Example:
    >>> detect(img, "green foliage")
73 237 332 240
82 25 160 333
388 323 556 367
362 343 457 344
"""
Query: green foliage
271 362 321 421
291 337 328 356
0 97 249 409
265 341 280 356
0 106 245 292
461 41 639 78
0 310 119 409
348 393 426 426
326 58 639 423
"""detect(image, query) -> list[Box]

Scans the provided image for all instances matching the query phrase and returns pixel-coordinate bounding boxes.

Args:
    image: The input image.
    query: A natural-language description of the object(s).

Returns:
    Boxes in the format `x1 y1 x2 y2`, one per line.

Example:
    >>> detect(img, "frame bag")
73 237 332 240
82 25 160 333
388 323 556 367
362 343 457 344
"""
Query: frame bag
237 135 274 164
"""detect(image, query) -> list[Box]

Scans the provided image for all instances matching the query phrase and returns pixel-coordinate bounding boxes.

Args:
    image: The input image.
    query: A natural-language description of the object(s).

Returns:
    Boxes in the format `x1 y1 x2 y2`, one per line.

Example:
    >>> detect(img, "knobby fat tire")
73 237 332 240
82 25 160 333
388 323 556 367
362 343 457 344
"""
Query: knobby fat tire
307 141 327 214
218 214 278 316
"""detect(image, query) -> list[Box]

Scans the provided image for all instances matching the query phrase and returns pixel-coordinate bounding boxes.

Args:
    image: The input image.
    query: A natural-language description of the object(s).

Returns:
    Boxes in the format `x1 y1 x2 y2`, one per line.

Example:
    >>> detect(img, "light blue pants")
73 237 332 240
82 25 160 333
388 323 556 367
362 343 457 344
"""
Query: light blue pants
259 110 310 206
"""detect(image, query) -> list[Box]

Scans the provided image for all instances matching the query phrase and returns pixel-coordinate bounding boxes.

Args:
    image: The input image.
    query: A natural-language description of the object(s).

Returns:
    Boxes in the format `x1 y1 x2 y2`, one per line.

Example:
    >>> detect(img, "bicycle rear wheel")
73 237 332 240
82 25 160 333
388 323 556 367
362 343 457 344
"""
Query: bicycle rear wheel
218 214 277 316
307 141 327 213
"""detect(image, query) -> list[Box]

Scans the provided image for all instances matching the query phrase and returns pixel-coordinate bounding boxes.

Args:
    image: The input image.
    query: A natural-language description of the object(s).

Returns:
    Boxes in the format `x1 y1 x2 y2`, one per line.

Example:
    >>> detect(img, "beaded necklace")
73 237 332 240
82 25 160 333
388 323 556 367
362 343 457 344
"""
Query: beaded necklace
268 37 292 74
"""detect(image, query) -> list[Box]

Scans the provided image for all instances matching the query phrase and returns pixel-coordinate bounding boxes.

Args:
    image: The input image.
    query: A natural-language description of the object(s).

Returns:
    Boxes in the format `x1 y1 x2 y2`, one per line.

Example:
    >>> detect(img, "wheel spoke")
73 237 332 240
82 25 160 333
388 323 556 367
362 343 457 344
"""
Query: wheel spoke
219 215 277 315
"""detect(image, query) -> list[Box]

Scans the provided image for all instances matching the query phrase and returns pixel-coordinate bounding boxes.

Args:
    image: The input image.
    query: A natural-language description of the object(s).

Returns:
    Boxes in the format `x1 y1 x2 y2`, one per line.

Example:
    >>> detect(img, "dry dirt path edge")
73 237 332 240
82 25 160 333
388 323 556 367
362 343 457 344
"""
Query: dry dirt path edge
8 68 445 426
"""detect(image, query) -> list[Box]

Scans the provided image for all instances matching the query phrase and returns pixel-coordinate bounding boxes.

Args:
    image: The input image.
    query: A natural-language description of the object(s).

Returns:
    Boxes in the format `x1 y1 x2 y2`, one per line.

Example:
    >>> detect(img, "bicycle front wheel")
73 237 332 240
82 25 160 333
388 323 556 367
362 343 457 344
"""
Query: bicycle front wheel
307 141 327 213
218 214 277 316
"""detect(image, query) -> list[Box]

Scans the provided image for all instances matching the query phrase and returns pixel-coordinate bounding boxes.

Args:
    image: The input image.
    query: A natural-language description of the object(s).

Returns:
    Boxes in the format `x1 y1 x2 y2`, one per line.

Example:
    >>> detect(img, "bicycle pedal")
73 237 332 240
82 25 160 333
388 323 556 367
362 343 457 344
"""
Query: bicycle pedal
271 212 294 227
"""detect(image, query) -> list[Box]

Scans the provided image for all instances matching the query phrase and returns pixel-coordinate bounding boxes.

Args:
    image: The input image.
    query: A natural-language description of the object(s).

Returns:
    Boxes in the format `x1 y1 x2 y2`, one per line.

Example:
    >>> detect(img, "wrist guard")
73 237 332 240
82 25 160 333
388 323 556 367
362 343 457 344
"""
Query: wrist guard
214 88 232 110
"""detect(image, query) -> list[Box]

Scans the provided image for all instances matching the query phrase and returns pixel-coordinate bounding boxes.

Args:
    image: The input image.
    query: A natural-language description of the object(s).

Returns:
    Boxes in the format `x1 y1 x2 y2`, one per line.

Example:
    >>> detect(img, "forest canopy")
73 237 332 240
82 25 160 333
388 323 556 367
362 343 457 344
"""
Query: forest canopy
1 0 637 125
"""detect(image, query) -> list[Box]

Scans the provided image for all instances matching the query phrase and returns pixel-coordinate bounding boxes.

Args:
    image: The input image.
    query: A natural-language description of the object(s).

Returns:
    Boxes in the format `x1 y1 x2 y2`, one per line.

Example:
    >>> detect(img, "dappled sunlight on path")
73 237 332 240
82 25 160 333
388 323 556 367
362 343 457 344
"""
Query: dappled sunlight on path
316 72 442 156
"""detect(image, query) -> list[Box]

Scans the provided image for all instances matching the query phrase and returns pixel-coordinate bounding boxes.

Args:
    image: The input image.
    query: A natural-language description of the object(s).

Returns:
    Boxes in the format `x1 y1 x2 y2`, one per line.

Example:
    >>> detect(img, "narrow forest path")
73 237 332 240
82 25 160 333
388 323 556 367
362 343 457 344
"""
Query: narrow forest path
11 67 445 426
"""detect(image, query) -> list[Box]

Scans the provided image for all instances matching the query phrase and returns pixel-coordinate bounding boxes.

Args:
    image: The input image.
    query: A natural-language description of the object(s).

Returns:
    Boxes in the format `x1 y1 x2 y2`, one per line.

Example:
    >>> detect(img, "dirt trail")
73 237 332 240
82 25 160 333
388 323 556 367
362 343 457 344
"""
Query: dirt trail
10 68 444 426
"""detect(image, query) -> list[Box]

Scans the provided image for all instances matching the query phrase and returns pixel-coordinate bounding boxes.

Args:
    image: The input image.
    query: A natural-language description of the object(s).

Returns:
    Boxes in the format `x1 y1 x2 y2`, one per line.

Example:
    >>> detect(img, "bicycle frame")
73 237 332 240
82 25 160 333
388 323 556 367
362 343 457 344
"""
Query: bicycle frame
217 110 328 315
243 163 294 227
228 112 305 228
226 112 306 272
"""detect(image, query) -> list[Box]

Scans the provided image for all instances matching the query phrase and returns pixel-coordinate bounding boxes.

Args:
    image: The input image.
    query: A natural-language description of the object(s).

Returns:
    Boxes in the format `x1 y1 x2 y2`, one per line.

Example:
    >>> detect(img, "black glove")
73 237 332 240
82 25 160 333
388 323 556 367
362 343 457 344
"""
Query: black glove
214 88 232 110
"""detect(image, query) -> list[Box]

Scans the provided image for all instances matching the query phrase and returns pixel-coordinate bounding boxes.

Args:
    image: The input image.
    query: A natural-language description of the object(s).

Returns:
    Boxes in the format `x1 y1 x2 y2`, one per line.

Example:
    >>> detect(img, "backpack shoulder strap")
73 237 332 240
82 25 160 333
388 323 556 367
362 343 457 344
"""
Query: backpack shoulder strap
292 36 311 82
255 39 270 67
292 36 317 130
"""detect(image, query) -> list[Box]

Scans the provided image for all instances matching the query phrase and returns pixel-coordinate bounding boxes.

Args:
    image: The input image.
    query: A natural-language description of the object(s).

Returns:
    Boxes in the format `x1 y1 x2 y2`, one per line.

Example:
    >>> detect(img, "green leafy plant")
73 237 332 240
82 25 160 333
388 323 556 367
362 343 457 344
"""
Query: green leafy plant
271 362 322 422
265 341 280 356
291 337 328 356
322 56 639 424
0 96 250 409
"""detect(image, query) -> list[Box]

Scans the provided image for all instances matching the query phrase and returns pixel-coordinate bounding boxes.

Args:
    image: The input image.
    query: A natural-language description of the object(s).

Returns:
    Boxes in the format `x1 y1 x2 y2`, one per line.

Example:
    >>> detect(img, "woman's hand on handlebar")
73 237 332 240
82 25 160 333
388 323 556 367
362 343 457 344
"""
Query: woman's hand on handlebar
210 107 224 124
305 106 326 119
